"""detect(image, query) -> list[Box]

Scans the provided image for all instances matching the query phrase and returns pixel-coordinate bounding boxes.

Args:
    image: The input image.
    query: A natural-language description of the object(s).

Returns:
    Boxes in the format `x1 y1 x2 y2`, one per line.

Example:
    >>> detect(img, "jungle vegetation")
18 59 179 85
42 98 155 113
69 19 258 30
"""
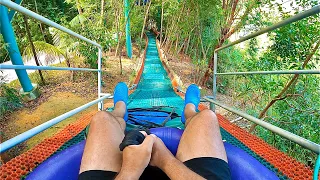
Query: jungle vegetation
0 0 319 167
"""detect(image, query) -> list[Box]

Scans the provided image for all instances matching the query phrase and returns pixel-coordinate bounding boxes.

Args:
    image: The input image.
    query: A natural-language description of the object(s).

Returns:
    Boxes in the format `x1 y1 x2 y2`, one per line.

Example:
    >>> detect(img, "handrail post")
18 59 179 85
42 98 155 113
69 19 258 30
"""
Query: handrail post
0 5 33 92
211 52 218 111
98 48 103 110
124 0 132 58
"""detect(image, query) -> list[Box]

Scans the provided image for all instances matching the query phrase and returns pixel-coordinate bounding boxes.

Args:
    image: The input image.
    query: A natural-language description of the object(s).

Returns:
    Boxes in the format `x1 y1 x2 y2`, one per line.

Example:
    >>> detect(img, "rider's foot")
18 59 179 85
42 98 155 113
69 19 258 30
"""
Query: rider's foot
181 84 200 124
114 82 128 121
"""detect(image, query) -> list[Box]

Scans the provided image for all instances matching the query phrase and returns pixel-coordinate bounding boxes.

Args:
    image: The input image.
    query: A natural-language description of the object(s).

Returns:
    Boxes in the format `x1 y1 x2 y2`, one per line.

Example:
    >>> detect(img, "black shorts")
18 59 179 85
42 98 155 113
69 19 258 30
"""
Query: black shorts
79 157 231 180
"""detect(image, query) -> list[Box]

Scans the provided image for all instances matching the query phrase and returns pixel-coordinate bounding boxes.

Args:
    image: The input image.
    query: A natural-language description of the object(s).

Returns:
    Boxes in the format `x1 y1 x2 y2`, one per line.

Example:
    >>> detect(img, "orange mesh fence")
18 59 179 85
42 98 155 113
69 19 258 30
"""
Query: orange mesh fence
216 114 314 180
0 111 96 180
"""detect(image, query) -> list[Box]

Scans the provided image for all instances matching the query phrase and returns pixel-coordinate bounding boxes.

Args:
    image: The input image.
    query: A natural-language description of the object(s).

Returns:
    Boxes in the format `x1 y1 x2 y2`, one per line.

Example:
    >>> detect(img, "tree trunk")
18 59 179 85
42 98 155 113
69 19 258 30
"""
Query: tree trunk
64 52 74 81
76 0 83 14
115 8 120 57
65 52 71 68
34 0 47 42
165 15 177 48
175 35 179 54
115 7 123 75
162 15 173 47
185 35 191 54
171 1 185 53
200 33 227 86
199 0 257 86
161 19 169 47
100 0 105 25
160 0 164 46
185 26 196 54
168 40 174 52
23 15 45 85
118 30 123 75
119 44 123 75
199 29 206 60
178 38 187 53
141 0 152 39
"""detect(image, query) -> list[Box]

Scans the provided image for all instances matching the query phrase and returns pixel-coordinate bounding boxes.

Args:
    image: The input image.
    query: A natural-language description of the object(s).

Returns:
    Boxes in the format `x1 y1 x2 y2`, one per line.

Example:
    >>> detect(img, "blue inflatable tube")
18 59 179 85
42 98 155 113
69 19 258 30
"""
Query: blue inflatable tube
27 127 278 180
27 141 86 180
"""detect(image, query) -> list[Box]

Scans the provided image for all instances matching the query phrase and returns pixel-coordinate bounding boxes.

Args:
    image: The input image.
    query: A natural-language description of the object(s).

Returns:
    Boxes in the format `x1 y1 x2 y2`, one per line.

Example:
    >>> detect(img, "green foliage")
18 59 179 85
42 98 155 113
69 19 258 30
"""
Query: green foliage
0 75 23 116
129 69 137 84
135 37 146 52
0 36 9 63
130 5 145 39
217 4 320 165
0 0 78 63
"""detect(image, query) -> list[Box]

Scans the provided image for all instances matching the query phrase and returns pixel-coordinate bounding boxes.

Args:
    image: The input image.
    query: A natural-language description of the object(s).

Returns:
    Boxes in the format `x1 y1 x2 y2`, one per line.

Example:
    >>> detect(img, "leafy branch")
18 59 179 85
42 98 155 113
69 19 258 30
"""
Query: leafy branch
249 39 320 132
284 100 319 114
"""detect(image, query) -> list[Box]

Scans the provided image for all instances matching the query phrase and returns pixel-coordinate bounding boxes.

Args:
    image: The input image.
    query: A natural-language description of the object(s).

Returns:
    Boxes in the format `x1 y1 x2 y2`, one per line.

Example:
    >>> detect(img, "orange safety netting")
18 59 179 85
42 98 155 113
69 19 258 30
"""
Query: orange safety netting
0 111 95 180
217 114 314 180
1 109 314 180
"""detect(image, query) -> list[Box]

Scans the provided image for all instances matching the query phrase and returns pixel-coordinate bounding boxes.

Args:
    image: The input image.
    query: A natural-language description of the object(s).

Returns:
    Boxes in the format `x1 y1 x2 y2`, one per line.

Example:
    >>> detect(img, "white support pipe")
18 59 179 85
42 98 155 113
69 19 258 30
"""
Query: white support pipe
0 64 100 71
211 52 218 111
0 0 101 48
97 48 103 110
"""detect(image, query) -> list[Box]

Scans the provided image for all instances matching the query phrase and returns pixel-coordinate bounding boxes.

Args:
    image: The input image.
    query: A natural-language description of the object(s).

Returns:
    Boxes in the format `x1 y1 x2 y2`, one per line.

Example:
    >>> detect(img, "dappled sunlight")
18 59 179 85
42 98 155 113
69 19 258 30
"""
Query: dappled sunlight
4 92 93 149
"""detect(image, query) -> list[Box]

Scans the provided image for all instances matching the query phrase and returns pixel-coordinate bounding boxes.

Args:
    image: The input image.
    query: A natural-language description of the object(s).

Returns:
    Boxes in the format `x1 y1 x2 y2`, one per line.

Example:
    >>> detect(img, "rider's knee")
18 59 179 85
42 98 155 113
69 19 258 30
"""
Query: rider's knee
197 109 219 127
91 111 113 125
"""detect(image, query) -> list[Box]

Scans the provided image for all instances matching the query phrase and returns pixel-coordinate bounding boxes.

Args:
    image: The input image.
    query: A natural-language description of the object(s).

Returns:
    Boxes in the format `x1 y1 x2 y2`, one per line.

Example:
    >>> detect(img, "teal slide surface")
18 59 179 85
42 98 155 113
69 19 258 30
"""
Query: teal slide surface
127 32 184 128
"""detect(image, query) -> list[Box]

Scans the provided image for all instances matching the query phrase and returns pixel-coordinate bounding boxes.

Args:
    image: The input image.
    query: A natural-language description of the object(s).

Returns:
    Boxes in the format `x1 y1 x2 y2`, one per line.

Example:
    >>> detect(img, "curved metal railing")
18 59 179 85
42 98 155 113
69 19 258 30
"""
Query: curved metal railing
0 0 108 153
205 5 320 178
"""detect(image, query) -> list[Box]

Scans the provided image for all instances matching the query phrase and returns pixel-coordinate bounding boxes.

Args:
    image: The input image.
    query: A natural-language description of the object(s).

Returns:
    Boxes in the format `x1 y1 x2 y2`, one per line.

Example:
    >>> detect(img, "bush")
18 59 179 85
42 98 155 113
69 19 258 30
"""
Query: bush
0 75 23 116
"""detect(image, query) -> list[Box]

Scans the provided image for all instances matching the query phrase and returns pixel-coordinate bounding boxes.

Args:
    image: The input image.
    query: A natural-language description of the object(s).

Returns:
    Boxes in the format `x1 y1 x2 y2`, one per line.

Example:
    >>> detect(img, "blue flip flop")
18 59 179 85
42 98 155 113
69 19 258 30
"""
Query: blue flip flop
113 82 129 121
181 84 200 124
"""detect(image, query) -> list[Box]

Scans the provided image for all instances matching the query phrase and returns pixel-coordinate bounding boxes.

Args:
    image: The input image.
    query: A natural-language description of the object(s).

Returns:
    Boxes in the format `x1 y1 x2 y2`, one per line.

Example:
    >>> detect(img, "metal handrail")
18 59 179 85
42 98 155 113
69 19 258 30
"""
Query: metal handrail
211 6 320 109
216 69 320 75
176 92 320 154
203 97 320 154
0 0 104 110
0 94 111 153
0 0 106 153
208 4 320 160
0 65 100 71
215 5 320 52
0 0 101 48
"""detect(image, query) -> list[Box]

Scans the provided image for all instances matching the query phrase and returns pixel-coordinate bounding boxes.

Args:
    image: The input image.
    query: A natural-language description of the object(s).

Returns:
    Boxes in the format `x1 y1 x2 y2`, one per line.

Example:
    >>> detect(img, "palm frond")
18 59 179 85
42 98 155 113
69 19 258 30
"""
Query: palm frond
49 27 61 47
23 41 66 65
70 14 87 27
49 27 80 51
